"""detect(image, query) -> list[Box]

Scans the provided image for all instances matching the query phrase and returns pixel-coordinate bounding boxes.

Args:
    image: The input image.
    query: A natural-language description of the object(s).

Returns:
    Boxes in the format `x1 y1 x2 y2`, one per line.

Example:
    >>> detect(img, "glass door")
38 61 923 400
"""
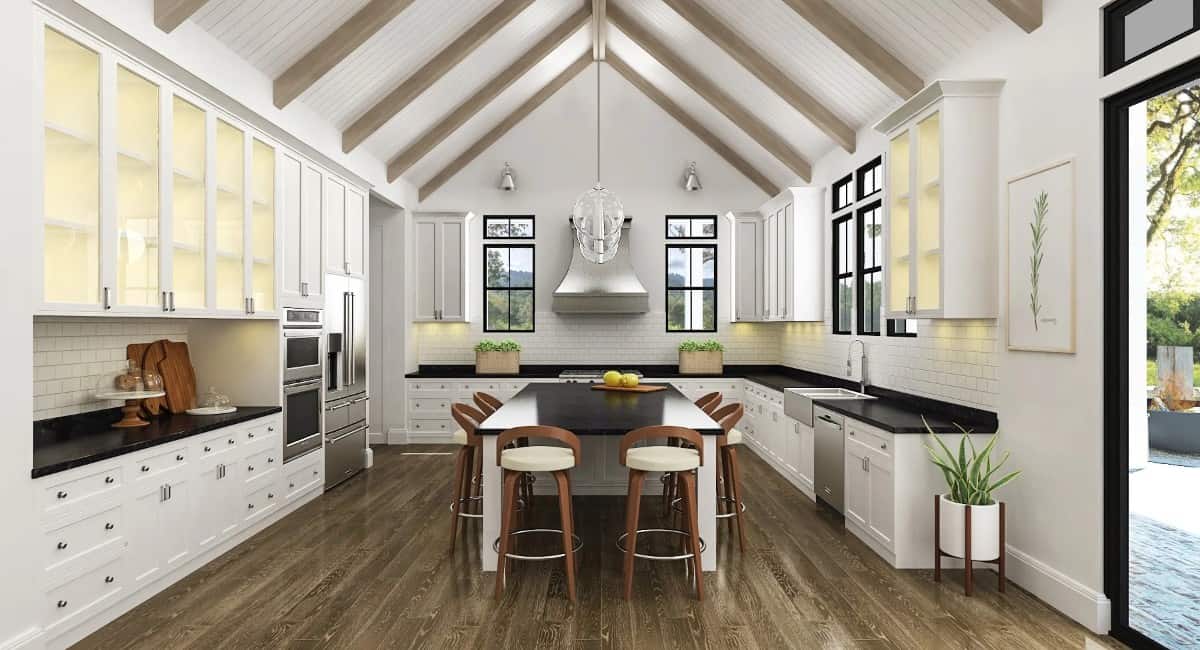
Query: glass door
171 96 206 310
914 110 942 313
215 119 245 313
250 139 275 313
115 65 160 309
41 26 100 307
887 130 911 315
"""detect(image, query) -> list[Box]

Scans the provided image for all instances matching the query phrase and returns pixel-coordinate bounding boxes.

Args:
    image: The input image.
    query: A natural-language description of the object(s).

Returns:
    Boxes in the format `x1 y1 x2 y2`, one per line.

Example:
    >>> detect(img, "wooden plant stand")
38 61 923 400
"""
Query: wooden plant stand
934 495 1006 596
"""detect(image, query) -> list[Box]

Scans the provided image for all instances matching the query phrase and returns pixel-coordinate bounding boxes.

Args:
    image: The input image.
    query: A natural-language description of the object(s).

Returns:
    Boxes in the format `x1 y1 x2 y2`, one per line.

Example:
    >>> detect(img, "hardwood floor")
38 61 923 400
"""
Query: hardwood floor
78 445 1122 649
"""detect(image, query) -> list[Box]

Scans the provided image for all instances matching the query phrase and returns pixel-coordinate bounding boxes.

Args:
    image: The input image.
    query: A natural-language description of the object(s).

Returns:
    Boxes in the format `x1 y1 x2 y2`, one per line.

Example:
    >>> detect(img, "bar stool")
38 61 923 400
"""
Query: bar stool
473 391 503 416
475 391 534 510
620 426 705 601
494 426 582 602
663 393 722 511
449 403 486 551
711 403 747 550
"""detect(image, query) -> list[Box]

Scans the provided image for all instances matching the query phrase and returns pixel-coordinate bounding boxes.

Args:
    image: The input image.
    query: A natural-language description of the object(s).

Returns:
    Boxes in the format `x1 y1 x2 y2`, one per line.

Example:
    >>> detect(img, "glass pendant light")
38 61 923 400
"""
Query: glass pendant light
573 63 623 264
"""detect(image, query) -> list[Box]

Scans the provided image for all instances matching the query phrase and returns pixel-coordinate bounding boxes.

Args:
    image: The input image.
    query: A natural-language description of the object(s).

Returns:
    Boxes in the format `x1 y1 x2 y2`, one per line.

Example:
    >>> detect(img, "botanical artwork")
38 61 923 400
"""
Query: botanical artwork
1008 159 1075 353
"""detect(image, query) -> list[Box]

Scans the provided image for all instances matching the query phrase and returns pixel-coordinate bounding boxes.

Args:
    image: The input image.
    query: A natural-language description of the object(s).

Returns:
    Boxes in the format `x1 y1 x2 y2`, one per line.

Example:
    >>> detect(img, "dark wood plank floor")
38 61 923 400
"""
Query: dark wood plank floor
78 445 1122 649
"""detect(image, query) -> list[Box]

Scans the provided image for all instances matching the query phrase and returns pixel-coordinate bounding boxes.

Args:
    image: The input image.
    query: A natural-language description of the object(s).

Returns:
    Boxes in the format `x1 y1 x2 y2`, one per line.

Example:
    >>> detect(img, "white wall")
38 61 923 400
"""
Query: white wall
370 196 406 441
2 0 42 645
410 62 778 364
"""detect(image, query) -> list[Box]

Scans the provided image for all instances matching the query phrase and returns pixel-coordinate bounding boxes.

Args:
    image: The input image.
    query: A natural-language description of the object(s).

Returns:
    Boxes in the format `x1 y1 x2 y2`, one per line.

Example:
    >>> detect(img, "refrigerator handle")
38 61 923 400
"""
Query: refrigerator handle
349 292 356 387
343 291 352 390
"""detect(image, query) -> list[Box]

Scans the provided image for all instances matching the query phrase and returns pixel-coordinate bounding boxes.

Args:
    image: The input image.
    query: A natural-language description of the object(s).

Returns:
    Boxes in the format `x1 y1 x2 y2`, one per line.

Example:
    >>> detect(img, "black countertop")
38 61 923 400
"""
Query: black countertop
410 363 997 435
476 383 722 436
33 406 282 478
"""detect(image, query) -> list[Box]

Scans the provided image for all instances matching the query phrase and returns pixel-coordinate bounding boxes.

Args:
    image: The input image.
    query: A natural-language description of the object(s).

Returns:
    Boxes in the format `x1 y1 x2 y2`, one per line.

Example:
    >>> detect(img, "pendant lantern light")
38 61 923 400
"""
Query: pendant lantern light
573 63 624 264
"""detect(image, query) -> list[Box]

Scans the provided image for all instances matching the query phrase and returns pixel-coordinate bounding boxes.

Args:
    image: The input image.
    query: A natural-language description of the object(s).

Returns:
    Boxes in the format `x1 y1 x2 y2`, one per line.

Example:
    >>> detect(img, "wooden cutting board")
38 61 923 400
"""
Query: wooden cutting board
140 340 168 415
590 384 667 393
125 342 152 416
160 340 197 414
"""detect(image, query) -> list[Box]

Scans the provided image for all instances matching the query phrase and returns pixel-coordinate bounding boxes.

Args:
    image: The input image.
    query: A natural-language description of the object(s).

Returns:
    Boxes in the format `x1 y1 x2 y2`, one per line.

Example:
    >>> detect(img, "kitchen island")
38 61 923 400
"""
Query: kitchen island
476 382 722 572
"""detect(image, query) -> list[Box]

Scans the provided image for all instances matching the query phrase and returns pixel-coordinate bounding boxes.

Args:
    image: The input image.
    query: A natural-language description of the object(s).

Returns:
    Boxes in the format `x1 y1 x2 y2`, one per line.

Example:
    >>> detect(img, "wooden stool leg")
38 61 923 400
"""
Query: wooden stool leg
726 446 747 552
964 505 973 597
472 450 483 500
999 502 1007 593
449 446 469 552
553 471 577 603
623 470 645 600
934 495 942 583
494 470 521 599
680 471 704 601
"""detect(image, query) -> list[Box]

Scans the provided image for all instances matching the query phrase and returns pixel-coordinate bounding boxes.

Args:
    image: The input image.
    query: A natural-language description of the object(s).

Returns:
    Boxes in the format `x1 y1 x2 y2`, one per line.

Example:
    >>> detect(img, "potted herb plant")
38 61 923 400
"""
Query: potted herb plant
678 339 724 375
475 339 521 375
924 423 1020 567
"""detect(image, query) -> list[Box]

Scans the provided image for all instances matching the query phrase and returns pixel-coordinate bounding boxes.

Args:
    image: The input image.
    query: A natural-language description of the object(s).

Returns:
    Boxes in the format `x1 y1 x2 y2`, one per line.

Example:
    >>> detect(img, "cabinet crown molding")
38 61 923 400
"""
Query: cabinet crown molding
874 79 1006 135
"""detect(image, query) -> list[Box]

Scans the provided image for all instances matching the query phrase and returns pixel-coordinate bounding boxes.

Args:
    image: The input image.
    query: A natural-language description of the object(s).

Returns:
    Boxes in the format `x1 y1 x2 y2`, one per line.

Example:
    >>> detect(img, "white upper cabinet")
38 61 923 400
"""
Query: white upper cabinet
732 188 824 322
280 153 327 309
325 180 366 279
876 80 1003 319
412 213 471 322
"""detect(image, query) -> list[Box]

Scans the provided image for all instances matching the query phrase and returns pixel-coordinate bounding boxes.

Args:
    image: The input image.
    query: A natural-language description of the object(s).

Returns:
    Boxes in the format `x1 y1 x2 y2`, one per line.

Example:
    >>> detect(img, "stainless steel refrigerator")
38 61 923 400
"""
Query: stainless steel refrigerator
324 274 368 489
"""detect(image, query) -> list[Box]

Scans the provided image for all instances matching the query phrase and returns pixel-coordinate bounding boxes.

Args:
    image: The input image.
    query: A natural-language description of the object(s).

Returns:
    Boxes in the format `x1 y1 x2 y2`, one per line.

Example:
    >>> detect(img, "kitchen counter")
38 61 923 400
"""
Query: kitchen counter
405 363 832 384
32 406 282 478
476 383 721 436
812 392 997 434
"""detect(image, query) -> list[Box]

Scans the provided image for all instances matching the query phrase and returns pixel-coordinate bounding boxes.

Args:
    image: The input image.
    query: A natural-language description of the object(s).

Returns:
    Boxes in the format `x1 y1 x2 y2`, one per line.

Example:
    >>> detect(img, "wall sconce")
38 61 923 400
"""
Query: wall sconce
682 161 701 191
499 162 516 191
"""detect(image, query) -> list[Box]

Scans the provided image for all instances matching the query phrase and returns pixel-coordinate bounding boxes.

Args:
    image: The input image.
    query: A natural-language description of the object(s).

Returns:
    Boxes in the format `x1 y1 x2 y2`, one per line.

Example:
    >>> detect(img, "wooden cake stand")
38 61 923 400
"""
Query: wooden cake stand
95 391 167 428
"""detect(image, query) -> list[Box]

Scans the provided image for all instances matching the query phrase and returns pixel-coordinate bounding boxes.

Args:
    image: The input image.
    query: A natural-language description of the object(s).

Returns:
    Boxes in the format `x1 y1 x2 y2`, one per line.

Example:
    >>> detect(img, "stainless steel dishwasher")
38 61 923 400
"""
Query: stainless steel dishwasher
813 405 845 513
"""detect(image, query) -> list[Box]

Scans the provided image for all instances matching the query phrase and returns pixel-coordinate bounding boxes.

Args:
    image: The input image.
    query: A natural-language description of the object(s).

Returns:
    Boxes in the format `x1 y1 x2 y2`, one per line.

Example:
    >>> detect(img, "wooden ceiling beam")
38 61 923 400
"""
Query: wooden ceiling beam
592 0 607 61
342 0 536 153
778 0 922 98
607 53 778 197
661 0 855 153
987 0 1043 33
387 6 591 182
608 4 810 181
274 0 419 109
154 0 209 32
419 53 592 201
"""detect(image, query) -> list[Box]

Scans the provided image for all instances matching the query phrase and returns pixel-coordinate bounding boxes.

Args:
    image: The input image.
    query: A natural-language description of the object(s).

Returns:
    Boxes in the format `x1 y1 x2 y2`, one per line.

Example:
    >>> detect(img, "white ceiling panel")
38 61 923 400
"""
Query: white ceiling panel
826 0 1006 80
359 1 587 162
300 0 503 127
194 0 375 78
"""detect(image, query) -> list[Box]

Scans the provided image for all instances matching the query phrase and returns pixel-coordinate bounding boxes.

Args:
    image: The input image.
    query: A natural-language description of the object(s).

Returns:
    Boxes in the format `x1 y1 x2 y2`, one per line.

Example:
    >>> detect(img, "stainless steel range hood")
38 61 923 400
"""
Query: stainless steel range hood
552 218 649 313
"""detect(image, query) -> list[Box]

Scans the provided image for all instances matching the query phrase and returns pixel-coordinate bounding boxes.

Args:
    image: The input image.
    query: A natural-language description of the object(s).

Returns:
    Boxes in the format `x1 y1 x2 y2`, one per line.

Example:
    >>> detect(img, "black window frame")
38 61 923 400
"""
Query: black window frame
856 155 883 201
482 215 535 240
665 243 717 333
832 174 854 213
832 213 854 336
665 215 718 239
1104 0 1200 75
887 319 917 337
856 200 883 336
482 243 535 333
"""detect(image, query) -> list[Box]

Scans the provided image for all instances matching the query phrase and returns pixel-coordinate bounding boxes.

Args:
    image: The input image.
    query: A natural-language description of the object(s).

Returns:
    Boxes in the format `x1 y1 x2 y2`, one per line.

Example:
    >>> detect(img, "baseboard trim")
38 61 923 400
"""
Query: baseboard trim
406 432 454 444
386 427 407 445
1005 545 1111 634
0 627 42 650
368 431 385 445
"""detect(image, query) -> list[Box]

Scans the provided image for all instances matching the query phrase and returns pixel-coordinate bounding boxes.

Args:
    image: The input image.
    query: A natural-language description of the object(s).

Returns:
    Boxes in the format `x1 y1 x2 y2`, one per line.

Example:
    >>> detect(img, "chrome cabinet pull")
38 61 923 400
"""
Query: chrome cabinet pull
162 291 170 312
268 426 275 432
105 476 114 484
862 456 870 472
56 490 68 499
204 445 212 452
248 431 256 438
248 503 254 510
103 287 111 310
105 576 115 584
248 465 255 472
57 600 68 609
105 522 114 531
880 442 887 450
289 482 295 489
169 291 176 312
56 541 68 550
141 465 150 472
176 454 184 461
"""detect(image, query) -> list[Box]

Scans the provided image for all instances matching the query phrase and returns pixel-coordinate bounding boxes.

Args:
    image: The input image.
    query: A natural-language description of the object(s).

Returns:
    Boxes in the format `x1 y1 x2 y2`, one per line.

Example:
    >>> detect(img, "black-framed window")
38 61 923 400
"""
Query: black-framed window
832 214 853 335
483 244 534 331
832 174 854 212
665 215 717 239
666 244 716 332
483 215 534 239
887 319 917 337
856 200 883 336
1104 0 1200 75
856 156 883 200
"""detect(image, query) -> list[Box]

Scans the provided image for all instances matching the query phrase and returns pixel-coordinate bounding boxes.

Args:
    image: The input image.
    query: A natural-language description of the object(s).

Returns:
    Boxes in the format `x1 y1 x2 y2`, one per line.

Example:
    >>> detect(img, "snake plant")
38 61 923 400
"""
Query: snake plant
923 419 1020 506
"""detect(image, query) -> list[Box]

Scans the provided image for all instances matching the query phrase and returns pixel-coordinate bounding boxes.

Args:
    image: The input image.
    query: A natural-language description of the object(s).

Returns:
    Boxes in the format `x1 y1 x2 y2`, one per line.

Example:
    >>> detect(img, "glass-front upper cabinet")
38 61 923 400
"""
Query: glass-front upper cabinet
250 139 275 314
115 65 161 309
887 130 911 316
914 111 942 313
171 96 207 311
41 26 101 308
215 119 246 312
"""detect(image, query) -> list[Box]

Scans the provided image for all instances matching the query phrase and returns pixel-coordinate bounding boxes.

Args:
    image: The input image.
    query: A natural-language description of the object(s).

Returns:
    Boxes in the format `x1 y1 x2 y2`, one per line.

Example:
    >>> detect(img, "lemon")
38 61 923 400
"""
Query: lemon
603 370 622 386
621 373 640 388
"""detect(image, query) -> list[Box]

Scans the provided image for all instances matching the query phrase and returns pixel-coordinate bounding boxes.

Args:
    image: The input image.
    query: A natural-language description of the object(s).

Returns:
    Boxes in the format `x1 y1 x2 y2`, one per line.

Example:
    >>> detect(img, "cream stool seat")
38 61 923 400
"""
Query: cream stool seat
725 428 743 446
500 446 576 472
625 446 700 472
451 428 468 445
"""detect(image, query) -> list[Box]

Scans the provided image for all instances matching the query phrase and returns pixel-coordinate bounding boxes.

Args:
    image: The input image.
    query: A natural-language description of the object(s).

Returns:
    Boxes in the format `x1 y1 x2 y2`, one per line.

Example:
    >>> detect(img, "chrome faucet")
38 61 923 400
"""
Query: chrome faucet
847 339 868 393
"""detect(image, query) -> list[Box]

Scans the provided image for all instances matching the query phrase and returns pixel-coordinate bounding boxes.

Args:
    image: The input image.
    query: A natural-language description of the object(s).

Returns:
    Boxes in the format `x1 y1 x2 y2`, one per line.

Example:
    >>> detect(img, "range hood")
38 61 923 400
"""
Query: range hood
552 218 649 313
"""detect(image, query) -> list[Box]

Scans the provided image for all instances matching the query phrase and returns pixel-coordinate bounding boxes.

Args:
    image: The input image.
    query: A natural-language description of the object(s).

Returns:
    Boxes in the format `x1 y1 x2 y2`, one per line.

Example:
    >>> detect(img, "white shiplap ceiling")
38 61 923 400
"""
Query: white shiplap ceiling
179 0 1019 197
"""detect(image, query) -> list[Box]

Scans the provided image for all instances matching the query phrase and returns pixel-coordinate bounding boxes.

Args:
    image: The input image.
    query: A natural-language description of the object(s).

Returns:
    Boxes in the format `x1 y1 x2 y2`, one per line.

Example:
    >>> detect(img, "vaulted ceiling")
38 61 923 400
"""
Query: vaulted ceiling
159 0 1039 200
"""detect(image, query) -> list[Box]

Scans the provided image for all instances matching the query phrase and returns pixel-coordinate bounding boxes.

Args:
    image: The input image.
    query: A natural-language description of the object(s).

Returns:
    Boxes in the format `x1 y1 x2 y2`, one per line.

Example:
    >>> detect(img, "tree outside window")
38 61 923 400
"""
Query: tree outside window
667 244 716 332
484 245 534 332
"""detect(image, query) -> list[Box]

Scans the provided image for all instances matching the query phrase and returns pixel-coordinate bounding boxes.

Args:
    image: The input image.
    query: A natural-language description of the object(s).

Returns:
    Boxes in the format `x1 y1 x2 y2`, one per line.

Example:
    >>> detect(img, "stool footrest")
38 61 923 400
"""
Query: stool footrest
493 528 583 561
616 529 706 561
669 496 746 519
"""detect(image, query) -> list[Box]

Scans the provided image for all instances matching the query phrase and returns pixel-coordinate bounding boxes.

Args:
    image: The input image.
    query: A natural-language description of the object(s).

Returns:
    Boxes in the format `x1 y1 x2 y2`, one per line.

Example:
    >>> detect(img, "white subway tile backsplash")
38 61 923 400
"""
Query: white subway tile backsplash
32 317 190 421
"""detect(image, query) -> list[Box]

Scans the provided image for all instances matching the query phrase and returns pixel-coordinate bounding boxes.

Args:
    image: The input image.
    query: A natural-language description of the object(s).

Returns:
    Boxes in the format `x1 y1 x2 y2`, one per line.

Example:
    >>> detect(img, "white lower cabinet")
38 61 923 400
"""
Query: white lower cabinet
404 378 545 439
734 382 815 498
33 413 321 648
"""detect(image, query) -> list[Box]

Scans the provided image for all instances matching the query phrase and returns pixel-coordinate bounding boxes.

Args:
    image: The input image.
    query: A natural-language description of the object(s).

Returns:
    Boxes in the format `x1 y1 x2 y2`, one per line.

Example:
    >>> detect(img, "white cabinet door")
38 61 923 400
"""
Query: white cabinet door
763 213 776 320
438 219 465 321
782 416 800 477
193 460 223 551
279 152 304 307
125 482 164 588
345 188 365 277
868 454 895 548
779 204 792 320
844 438 870 530
413 219 438 321
798 420 815 490
734 218 760 321
160 475 191 570
300 164 324 305
325 177 346 275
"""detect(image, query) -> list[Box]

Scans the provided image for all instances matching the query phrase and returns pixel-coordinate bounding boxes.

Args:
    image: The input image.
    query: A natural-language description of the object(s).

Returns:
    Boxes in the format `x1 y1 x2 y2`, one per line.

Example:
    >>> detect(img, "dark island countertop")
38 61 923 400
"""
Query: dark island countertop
477 383 721 436
33 406 282 479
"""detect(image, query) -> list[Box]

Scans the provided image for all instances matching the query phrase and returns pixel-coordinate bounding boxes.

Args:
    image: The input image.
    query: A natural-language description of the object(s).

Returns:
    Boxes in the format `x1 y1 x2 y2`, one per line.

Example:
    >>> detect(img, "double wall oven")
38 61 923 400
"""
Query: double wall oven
282 308 323 463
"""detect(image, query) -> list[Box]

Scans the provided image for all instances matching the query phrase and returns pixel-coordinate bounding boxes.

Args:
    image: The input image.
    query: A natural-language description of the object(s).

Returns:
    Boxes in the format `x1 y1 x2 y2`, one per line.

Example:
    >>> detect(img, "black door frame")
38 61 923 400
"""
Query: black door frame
1104 52 1200 650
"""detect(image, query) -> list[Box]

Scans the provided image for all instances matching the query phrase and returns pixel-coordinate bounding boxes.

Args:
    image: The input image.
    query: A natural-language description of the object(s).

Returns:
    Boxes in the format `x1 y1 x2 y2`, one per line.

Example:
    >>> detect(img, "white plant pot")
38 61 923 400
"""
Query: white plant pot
938 495 1001 561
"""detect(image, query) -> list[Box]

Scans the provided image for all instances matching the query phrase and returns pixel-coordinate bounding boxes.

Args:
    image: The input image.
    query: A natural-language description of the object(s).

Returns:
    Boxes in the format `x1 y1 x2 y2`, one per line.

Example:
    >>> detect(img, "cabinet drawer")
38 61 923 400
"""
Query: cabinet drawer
409 381 454 396
408 396 453 417
39 465 123 527
44 556 123 632
846 421 891 457
129 444 189 481
244 418 279 444
195 429 238 458
244 448 280 485
410 419 454 436
44 505 123 578
244 483 280 524
285 454 323 501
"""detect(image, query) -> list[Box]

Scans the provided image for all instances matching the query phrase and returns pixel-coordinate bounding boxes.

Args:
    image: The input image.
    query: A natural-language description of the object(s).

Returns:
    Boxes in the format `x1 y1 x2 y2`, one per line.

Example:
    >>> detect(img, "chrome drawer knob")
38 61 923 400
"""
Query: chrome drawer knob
105 522 114 531
248 432 255 438
104 576 114 584
204 446 212 452
57 600 68 608
228 439 235 445
289 483 295 489
141 465 150 472
248 504 254 509
268 493 274 499
176 455 184 461
248 466 255 472
56 490 68 499
104 476 114 484
268 427 275 432
56 542 68 550
268 458 275 463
